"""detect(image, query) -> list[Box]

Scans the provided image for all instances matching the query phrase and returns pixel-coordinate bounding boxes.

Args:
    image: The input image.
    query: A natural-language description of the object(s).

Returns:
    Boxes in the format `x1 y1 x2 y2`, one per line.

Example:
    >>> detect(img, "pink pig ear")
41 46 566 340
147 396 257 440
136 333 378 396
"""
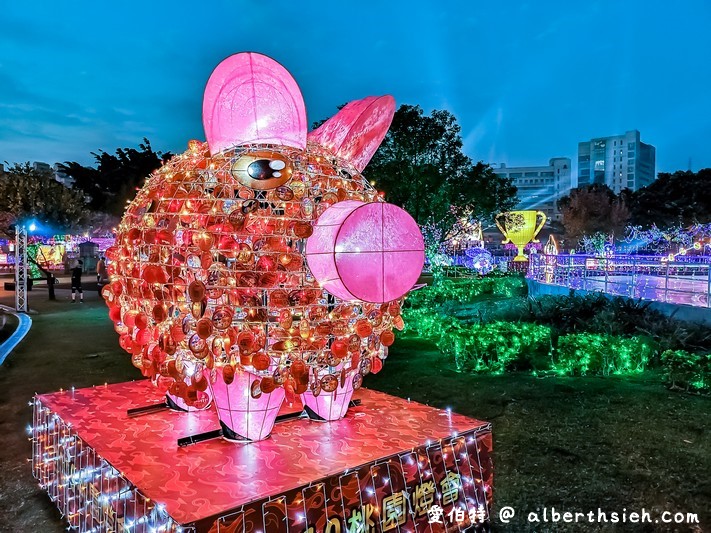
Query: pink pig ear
202 52 307 155
308 95 395 172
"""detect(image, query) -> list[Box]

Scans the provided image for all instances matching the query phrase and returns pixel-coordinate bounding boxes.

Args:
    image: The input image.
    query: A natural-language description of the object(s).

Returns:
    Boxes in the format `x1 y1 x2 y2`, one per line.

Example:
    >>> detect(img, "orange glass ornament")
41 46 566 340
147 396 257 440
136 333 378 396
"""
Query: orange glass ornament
196 318 213 339
380 330 395 346
188 280 206 302
152 304 168 323
252 352 270 371
237 331 256 354
355 319 373 338
330 339 348 359
134 313 149 331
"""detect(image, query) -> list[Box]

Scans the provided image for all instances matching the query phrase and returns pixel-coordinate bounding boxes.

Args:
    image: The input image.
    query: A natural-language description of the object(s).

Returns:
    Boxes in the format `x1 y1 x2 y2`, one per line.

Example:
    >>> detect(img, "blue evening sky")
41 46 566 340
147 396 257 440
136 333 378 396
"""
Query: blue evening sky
1 1 709 178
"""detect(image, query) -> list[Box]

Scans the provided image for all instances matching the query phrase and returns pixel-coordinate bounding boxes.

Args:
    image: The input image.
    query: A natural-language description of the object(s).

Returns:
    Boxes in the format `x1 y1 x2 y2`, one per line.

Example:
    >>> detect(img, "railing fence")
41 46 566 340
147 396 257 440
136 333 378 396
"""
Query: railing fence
528 254 711 308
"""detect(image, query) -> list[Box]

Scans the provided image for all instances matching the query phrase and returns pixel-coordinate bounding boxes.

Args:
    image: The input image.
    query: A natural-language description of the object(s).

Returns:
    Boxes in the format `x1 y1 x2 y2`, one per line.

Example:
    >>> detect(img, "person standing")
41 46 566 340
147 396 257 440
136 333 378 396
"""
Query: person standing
96 256 107 284
71 260 84 303
62 251 70 274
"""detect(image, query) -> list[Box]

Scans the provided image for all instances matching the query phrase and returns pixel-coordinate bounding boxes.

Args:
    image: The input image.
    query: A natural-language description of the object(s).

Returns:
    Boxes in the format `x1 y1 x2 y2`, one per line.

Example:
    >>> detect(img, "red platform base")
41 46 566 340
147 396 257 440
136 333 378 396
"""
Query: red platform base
32 380 493 532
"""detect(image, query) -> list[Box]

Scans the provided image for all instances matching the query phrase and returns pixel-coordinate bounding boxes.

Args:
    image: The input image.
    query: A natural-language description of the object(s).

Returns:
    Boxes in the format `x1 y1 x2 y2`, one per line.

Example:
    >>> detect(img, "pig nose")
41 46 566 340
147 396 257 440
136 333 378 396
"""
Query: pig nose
306 200 424 303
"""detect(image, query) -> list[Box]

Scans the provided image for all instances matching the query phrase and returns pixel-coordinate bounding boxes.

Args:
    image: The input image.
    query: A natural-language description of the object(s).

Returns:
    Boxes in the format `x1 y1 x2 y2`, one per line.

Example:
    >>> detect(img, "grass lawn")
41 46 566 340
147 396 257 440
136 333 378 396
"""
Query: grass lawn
368 337 711 532
0 287 709 531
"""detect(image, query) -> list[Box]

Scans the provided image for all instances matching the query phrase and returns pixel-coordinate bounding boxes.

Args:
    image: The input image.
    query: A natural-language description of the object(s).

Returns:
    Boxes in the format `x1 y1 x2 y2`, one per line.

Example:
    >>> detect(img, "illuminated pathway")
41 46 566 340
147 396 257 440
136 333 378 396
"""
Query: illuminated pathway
0 305 33 365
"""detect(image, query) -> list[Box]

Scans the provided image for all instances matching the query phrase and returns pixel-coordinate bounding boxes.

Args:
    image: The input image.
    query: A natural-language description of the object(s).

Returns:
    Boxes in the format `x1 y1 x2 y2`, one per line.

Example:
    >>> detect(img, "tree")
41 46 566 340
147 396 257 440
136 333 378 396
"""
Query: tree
58 138 171 215
365 105 517 244
623 169 711 228
0 162 86 234
28 254 57 300
558 184 630 244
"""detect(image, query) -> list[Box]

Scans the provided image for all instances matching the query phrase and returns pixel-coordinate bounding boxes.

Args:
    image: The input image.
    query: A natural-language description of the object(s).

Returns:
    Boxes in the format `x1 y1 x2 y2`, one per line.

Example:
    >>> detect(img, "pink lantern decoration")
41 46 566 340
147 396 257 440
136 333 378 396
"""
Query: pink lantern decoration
306 200 425 303
300 371 356 421
202 52 307 155
108 51 417 440
209 369 285 441
166 389 212 412
308 95 395 172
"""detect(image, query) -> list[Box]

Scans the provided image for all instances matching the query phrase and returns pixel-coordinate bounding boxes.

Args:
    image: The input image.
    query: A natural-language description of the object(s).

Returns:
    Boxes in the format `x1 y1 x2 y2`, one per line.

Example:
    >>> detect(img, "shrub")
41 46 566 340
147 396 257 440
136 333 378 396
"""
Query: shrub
403 273 528 338
526 293 612 334
405 274 527 309
526 294 711 356
554 334 653 376
661 350 711 393
403 273 711 395
438 320 552 374
453 296 531 325
402 307 441 338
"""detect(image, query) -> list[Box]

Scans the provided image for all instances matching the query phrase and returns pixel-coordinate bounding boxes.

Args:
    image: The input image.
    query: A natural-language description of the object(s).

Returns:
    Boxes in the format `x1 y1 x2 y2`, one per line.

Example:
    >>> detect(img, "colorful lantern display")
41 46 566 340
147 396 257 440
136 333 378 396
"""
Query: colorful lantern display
103 52 424 440
495 210 547 262
464 246 494 274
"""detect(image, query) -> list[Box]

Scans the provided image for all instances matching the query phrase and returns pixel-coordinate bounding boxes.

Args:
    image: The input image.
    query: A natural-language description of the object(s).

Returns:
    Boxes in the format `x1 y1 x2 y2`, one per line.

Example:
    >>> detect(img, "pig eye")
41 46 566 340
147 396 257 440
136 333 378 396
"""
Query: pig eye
231 150 292 190
247 159 272 180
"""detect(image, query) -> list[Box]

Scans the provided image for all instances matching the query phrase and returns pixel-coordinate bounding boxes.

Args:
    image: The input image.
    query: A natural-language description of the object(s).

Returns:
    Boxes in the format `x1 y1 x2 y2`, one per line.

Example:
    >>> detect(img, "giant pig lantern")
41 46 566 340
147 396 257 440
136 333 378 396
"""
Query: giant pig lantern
103 53 424 441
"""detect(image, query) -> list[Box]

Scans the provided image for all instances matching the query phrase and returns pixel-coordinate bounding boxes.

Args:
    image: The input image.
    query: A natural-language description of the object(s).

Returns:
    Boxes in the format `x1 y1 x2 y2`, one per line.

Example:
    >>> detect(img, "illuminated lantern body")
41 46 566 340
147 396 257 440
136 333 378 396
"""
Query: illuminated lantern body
305 201 424 303
210 369 286 441
301 370 356 421
105 53 423 441
308 95 395 173
203 52 307 154
166 389 212 412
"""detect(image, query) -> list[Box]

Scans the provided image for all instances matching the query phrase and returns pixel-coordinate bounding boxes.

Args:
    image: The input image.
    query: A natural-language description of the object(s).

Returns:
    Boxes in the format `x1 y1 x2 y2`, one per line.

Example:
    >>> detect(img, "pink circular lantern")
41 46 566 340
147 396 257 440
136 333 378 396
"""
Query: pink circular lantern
306 200 424 303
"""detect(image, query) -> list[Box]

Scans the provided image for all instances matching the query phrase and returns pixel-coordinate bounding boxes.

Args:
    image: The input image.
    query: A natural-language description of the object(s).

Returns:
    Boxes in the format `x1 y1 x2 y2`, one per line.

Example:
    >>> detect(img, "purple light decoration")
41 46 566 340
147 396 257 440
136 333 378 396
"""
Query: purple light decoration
305 200 425 303
202 52 308 155
464 247 494 274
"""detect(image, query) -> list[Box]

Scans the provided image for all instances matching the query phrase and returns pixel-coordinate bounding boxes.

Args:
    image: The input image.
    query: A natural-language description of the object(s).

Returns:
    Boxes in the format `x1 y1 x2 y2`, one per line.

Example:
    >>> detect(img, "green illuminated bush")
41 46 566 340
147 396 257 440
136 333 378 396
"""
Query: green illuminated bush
438 320 552 374
661 350 711 394
402 273 711 393
526 294 711 356
405 273 527 308
554 334 653 376
402 308 441 338
403 273 527 338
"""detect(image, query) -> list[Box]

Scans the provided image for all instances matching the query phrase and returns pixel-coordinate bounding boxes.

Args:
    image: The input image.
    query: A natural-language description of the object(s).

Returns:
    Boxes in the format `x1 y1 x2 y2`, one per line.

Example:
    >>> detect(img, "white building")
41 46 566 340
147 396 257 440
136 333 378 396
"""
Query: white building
28 161 75 187
32 161 52 173
577 130 655 193
492 157 572 221
53 163 75 187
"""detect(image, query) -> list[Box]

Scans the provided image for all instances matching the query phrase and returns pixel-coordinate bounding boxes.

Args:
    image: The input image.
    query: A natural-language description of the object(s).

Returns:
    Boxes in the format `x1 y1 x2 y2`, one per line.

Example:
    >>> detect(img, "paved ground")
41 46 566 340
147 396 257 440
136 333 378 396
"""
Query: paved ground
0 284 137 532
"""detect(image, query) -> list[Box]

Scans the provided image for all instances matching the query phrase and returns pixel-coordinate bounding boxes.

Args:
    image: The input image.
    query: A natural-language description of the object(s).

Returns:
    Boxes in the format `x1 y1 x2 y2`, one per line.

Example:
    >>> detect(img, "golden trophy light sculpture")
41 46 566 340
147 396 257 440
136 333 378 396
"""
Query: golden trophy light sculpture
495 210 547 262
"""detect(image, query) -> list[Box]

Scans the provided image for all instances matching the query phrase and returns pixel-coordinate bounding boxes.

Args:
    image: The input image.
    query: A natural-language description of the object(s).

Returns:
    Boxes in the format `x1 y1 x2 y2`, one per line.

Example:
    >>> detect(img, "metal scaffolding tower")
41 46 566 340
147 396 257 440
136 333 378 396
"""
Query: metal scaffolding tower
15 224 28 313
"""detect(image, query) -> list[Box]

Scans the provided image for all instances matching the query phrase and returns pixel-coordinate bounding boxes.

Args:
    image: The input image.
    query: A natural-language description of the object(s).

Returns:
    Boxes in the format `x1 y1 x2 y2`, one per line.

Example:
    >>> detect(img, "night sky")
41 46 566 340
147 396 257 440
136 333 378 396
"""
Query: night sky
1 1 710 178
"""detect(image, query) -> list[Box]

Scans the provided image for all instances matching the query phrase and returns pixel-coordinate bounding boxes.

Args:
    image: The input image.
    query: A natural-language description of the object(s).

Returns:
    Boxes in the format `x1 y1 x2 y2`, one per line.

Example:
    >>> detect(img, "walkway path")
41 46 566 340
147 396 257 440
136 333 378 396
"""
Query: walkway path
0 304 32 365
